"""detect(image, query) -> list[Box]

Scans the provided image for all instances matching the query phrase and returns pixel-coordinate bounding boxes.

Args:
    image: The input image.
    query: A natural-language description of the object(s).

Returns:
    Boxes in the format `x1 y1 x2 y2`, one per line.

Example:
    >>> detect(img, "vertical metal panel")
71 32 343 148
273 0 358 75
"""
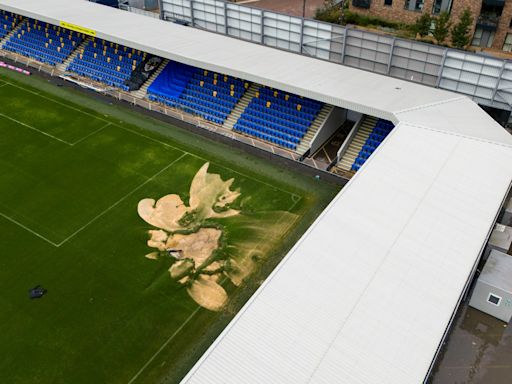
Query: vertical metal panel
343 28 392 74
162 0 192 23
389 39 444 86
191 0 225 33
439 51 504 107
302 19 343 62
262 11 302 52
226 3 261 43
154 0 512 112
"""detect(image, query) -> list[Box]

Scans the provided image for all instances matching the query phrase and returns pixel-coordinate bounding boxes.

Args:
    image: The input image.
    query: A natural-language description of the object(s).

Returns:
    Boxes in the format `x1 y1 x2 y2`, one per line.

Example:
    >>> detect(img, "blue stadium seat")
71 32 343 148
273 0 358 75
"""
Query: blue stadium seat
351 119 395 171
0 11 21 40
147 60 249 125
233 86 323 151
3 19 83 66
67 37 144 90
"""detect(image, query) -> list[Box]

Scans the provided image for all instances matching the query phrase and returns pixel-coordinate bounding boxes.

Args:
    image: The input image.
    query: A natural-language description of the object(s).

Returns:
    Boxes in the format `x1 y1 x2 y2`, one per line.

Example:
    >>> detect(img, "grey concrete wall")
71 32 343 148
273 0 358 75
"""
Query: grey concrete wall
469 282 512 323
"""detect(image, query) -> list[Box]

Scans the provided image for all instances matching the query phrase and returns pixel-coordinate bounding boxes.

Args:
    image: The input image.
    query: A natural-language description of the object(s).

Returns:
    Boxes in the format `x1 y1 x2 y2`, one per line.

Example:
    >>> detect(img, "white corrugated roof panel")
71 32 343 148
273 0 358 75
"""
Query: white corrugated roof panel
181 124 512 384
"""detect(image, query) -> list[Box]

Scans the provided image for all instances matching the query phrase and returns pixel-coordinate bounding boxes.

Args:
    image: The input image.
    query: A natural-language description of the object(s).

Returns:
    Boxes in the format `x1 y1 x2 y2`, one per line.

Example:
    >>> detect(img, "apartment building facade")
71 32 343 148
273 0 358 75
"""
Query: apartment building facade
349 0 512 51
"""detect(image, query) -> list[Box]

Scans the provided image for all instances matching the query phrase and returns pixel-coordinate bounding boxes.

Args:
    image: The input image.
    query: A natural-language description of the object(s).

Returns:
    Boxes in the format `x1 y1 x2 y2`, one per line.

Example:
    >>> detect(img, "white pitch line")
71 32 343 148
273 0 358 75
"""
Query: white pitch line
56 153 188 247
70 122 111 146
6 79 300 199
5 79 300 205
2 80 110 124
0 212 60 247
126 306 202 384
113 124 300 200
0 112 73 145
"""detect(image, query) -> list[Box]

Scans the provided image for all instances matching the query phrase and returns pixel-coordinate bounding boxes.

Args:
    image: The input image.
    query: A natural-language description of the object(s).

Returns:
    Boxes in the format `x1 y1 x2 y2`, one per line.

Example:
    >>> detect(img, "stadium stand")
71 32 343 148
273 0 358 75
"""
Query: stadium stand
148 60 249 125
333 116 395 174
67 38 146 90
3 19 83 65
351 119 394 171
0 10 20 40
233 87 323 150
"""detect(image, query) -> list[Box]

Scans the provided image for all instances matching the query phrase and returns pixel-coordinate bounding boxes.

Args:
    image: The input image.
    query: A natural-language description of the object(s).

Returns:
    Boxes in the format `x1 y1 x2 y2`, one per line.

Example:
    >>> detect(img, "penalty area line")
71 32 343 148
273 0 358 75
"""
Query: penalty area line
70 122 111 146
127 306 202 384
56 152 188 247
0 212 60 247
0 112 73 146
1 80 111 125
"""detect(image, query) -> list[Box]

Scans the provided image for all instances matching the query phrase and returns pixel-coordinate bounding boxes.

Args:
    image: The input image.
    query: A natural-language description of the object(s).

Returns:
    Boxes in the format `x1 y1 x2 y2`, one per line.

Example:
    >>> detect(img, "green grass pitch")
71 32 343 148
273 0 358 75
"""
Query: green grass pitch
0 70 339 384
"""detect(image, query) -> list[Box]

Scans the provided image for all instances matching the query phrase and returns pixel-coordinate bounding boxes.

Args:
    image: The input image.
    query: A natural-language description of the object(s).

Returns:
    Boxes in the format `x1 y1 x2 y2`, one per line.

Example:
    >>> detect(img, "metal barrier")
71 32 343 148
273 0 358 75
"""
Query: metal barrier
118 0 512 116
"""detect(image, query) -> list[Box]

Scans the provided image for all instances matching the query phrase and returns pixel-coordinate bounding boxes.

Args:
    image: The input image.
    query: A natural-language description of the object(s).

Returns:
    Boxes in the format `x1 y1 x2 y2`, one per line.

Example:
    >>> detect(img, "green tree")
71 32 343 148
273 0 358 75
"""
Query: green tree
414 12 432 37
433 11 451 44
451 8 474 48
314 0 342 24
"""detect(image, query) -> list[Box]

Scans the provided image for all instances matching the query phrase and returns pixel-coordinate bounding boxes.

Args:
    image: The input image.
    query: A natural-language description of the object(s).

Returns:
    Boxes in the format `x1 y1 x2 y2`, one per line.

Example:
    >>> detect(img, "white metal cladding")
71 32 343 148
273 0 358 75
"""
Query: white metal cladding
262 11 302 52
1 1 512 382
161 0 192 23
225 3 262 44
182 124 512 384
159 0 512 111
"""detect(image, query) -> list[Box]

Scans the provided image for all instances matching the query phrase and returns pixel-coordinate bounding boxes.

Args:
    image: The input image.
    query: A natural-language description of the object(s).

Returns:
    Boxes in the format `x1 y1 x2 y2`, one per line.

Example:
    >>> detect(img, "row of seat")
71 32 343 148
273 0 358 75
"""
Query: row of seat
0 11 21 39
234 86 322 150
3 19 84 66
351 119 395 171
243 107 309 133
234 123 297 150
67 39 145 90
255 90 320 116
258 86 322 109
235 120 299 143
241 113 306 139
148 60 248 125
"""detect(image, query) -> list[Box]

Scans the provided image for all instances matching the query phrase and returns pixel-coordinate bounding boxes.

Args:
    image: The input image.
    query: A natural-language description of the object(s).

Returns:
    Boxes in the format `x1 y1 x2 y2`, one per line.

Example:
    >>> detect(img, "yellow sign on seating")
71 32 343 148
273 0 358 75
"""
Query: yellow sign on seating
59 21 96 37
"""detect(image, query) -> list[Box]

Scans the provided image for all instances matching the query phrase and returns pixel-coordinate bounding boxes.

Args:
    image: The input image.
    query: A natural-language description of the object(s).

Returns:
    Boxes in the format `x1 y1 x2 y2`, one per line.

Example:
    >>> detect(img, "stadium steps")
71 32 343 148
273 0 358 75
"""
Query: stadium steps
223 83 260 131
336 115 377 171
133 58 169 99
296 104 333 155
0 18 26 49
57 36 91 72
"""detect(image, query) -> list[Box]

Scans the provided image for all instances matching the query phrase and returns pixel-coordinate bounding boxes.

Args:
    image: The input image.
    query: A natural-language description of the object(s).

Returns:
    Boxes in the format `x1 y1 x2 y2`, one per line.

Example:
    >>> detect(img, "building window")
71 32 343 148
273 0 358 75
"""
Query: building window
384 0 392 5
404 0 424 11
487 293 502 306
352 0 372 9
472 27 495 48
432 0 452 15
504 33 512 51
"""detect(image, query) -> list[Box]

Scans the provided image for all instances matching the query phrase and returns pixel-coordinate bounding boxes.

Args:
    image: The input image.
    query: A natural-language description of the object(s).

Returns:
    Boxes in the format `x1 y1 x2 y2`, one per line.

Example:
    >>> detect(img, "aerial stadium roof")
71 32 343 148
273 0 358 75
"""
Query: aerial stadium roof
1 1 511 383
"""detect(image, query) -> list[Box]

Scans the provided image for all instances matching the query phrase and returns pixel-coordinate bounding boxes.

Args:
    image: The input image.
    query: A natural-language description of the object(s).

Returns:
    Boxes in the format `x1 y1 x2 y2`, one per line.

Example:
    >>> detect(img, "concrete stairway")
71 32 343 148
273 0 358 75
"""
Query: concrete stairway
0 18 26 49
223 83 260 131
132 58 169 99
336 115 377 171
296 104 333 155
56 36 91 72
